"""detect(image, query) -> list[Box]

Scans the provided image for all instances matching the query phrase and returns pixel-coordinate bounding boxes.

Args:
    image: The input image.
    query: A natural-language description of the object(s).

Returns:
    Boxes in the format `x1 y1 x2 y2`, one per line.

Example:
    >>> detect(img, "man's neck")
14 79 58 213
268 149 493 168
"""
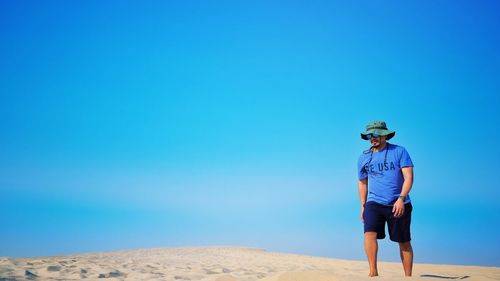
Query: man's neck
372 142 387 152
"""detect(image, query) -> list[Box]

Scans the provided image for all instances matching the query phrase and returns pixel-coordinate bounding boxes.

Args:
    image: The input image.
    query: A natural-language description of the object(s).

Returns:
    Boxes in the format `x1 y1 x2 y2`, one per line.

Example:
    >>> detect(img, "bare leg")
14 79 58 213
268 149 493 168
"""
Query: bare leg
364 232 378 277
399 241 413 277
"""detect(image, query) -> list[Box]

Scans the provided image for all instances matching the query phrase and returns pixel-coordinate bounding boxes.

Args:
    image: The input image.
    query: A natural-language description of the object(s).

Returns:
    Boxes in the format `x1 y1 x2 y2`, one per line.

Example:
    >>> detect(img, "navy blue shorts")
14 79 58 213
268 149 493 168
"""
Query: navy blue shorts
363 201 412 242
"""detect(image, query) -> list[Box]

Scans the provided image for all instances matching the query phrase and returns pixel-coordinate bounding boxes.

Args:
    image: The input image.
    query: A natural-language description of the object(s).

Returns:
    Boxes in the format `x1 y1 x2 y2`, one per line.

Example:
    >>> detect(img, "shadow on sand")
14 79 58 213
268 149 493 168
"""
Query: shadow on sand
420 274 470 279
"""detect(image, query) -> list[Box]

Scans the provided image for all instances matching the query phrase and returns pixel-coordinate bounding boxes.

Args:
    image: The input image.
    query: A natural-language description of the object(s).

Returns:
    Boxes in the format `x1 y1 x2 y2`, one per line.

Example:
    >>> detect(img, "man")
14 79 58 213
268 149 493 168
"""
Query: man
357 121 414 277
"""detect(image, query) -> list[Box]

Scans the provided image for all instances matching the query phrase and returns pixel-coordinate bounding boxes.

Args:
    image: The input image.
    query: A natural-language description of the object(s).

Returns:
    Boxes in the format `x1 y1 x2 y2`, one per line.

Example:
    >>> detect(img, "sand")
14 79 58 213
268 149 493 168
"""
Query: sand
0 246 498 280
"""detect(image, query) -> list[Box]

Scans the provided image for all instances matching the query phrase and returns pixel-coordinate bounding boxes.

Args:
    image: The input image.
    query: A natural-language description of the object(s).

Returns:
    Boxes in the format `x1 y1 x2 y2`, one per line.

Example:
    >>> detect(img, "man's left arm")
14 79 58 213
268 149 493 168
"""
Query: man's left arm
392 166 414 218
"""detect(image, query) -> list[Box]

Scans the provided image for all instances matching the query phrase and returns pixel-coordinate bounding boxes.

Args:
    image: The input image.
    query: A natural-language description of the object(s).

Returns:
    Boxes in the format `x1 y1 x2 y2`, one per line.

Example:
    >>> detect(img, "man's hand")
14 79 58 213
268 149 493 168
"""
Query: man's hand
392 199 405 218
360 206 365 224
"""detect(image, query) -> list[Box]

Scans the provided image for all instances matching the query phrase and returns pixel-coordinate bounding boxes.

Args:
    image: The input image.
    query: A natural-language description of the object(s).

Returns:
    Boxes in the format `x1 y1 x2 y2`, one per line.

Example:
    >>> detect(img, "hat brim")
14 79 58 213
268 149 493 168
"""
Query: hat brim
361 129 395 140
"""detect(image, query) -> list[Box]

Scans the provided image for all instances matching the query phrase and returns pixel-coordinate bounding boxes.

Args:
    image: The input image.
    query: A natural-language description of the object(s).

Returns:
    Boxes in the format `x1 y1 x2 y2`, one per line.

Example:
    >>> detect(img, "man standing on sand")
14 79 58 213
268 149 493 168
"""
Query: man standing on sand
357 121 414 277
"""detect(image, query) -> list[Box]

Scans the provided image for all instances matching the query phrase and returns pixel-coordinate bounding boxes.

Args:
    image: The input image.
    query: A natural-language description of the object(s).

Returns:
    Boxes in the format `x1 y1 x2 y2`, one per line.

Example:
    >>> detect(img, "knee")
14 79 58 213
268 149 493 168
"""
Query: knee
399 241 412 251
364 232 378 240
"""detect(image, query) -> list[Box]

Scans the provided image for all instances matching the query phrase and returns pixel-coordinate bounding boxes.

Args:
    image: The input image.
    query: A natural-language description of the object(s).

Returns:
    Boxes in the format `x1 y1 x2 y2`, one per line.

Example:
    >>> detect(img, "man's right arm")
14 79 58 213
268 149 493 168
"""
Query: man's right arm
358 178 368 207
358 178 368 224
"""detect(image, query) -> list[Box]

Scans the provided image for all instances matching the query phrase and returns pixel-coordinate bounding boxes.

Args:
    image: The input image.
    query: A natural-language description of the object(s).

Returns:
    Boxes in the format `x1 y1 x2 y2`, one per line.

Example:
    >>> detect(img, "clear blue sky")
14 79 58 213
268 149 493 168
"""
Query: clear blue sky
1 1 499 266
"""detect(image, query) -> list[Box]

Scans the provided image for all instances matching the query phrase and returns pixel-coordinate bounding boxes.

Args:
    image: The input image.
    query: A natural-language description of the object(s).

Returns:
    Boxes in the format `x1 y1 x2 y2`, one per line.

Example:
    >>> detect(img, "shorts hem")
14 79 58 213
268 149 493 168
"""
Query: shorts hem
389 237 411 243
364 230 386 240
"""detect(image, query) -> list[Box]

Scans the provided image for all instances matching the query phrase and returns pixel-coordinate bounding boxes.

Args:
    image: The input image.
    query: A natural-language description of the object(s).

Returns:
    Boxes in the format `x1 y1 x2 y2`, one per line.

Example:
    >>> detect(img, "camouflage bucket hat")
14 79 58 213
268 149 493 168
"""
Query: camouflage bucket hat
361 121 396 140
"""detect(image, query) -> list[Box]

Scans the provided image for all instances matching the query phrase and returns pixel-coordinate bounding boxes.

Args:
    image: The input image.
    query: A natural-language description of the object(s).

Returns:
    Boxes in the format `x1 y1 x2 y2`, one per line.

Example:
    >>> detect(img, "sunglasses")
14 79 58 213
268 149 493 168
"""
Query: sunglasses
365 133 380 139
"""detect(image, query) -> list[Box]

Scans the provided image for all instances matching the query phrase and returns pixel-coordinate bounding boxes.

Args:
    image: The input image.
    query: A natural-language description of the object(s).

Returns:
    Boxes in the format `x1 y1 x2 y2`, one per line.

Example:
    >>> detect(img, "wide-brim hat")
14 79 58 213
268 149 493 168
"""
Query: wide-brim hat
361 121 395 140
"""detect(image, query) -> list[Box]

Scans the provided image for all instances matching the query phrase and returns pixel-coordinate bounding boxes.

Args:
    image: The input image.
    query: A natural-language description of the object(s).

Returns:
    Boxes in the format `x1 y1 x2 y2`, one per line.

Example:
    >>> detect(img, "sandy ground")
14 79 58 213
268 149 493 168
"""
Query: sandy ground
0 246 498 281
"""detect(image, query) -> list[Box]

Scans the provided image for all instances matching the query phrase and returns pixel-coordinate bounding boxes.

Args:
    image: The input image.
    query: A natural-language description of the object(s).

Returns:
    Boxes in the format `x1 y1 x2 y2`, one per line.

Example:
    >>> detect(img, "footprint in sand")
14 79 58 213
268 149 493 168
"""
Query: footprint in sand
260 271 338 281
215 275 240 281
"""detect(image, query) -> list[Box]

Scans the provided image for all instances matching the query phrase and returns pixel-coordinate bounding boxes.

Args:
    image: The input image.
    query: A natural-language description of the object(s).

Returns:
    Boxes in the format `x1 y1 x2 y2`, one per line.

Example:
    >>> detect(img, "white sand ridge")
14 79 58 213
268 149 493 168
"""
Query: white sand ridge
0 246 498 280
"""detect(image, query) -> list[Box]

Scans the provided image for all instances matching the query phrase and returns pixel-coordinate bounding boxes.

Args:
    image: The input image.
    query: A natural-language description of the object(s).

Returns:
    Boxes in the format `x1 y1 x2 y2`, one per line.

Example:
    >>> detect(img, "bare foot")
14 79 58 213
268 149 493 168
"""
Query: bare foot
368 272 379 277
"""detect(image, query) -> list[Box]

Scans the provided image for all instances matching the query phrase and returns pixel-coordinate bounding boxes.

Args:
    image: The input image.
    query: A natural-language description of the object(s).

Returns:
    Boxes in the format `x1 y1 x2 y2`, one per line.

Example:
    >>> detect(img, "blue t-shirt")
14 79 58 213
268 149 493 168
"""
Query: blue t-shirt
357 143 414 206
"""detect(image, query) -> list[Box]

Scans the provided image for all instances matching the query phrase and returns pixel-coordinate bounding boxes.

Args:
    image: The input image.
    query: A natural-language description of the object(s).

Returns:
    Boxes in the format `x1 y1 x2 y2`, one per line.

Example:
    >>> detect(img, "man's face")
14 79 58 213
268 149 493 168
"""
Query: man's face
369 135 386 147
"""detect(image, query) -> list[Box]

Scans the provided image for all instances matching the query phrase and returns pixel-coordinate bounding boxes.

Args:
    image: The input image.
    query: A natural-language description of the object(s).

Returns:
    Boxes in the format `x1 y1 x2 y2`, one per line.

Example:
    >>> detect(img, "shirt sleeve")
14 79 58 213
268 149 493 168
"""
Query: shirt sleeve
400 147 414 168
357 155 368 180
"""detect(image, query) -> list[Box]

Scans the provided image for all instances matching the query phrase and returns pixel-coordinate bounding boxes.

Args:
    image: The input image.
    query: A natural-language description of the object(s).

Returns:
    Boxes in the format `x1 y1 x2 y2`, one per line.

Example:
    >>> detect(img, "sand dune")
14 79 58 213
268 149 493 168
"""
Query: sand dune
0 246 498 280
